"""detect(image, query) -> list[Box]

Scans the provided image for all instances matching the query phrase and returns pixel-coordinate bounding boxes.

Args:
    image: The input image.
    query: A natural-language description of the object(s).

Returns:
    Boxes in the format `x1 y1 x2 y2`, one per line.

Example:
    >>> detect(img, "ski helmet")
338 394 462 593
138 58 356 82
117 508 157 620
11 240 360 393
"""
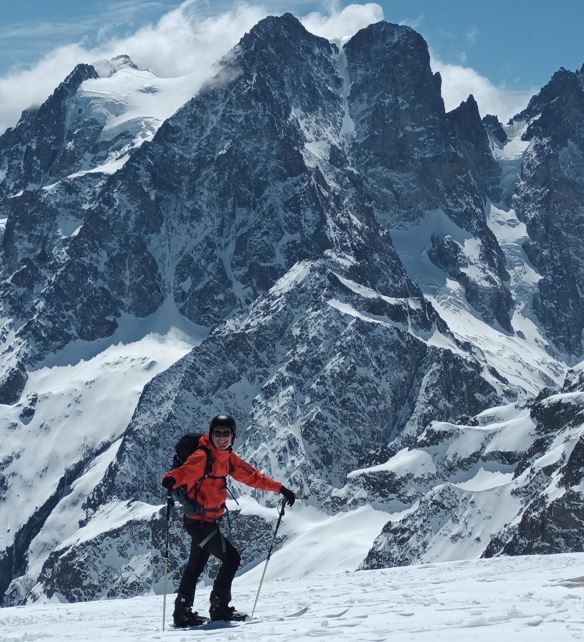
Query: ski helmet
209 415 237 440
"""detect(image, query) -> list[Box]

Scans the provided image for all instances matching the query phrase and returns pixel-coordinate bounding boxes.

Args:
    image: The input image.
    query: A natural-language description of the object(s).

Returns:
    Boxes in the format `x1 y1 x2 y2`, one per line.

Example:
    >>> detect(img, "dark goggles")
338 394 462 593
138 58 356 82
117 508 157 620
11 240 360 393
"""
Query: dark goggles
212 428 233 438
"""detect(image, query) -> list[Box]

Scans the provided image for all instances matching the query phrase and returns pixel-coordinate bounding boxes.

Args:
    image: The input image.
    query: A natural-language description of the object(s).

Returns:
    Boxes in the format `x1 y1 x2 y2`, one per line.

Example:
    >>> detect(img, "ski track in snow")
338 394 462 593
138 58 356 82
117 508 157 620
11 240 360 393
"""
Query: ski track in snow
1 553 584 640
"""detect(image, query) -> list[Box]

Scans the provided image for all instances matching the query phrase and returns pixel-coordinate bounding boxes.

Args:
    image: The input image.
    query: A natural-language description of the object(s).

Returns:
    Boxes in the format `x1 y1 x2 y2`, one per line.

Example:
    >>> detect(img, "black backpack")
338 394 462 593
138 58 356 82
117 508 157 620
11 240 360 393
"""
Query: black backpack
172 433 213 477
170 433 239 520
169 433 215 517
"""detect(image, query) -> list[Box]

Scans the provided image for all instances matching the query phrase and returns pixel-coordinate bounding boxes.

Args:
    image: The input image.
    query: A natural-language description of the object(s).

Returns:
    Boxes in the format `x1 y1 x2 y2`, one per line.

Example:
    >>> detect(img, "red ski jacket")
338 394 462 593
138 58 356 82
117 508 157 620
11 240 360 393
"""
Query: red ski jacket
162 435 282 521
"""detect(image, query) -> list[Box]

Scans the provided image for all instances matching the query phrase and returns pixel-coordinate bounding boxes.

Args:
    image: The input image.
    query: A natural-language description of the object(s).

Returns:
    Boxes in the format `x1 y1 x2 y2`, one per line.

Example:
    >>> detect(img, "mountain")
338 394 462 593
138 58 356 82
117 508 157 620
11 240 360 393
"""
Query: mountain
0 54 196 404
361 362 584 568
0 13 582 605
509 65 584 357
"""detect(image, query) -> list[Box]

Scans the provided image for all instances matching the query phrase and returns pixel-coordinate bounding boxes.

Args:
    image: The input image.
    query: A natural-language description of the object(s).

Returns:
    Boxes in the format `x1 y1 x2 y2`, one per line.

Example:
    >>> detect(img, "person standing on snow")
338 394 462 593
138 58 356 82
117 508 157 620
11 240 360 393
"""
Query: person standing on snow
161 414 296 627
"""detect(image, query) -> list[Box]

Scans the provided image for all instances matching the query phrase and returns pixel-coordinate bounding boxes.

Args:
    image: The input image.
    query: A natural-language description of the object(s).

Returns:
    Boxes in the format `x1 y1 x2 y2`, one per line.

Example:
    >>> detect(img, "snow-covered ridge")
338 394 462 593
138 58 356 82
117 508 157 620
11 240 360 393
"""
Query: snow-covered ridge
61 55 197 177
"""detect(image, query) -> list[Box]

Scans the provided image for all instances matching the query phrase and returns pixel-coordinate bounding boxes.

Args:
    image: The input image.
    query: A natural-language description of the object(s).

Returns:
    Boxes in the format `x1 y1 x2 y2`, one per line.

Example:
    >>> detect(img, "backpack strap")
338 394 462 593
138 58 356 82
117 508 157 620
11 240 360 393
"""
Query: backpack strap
197 445 213 478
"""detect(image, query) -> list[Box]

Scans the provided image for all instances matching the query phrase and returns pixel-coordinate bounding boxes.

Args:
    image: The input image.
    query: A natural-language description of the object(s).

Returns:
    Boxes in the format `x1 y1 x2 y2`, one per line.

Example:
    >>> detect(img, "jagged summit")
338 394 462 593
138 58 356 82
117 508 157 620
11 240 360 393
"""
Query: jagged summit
13 62 98 128
452 93 479 112
236 12 334 63
345 20 427 58
513 64 584 125
61 63 99 87
446 93 502 204
250 12 306 35
92 54 139 78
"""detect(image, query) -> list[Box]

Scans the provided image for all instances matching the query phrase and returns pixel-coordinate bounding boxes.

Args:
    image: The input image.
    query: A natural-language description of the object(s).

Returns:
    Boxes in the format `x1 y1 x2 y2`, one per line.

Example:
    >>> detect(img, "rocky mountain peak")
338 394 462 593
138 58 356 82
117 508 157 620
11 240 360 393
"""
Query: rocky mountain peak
61 63 100 90
514 65 584 132
344 20 445 168
240 12 331 54
11 63 98 131
482 114 508 145
347 20 425 54
447 94 501 201
452 93 479 116
510 60 584 356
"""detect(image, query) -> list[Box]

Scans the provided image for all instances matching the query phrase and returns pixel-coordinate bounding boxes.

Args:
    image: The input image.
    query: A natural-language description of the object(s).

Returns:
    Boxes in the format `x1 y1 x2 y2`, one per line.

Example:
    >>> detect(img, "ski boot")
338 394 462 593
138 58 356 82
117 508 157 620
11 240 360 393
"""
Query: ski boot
209 595 248 621
173 594 206 628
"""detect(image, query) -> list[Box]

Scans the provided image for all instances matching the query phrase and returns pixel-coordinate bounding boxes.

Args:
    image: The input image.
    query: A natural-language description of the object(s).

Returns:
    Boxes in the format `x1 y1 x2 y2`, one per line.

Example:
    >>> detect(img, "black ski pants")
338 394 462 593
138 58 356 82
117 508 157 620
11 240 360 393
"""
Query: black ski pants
177 518 241 607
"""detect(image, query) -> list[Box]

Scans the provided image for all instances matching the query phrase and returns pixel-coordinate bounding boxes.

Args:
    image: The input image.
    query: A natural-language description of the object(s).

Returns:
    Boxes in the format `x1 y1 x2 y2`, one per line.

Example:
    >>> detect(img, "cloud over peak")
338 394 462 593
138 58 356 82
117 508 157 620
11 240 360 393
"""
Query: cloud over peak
0 2 532 135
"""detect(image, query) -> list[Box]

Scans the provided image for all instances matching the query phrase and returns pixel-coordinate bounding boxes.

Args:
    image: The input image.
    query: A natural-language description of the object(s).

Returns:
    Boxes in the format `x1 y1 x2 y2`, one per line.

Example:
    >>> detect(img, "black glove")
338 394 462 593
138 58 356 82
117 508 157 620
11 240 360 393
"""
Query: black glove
280 486 296 506
162 475 176 490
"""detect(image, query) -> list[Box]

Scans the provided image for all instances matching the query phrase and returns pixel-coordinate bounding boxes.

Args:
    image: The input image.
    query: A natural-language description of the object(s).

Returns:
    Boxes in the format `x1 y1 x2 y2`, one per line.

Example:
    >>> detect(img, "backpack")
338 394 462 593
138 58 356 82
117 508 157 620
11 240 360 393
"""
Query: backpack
170 433 214 517
172 433 213 477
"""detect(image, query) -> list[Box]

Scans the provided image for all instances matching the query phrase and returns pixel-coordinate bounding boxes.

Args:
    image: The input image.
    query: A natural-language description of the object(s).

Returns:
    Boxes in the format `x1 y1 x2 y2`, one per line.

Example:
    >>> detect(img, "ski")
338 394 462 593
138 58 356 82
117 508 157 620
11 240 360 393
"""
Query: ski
285 606 310 618
325 607 350 618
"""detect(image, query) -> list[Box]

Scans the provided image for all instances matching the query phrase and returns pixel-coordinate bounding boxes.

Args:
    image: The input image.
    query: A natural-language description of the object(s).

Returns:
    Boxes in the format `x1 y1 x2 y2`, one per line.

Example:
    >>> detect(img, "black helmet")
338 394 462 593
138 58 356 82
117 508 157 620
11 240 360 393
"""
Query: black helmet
209 415 237 439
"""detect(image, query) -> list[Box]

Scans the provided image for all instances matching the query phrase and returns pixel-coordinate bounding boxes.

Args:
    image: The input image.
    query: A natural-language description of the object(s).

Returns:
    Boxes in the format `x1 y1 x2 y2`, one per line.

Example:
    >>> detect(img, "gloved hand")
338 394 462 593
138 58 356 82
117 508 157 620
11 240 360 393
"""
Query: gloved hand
280 485 296 506
162 475 176 490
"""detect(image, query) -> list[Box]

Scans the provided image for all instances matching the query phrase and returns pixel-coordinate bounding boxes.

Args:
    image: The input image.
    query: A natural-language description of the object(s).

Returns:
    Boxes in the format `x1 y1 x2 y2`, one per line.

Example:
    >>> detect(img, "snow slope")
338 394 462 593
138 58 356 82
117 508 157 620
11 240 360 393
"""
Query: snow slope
391 209 565 397
1 553 583 641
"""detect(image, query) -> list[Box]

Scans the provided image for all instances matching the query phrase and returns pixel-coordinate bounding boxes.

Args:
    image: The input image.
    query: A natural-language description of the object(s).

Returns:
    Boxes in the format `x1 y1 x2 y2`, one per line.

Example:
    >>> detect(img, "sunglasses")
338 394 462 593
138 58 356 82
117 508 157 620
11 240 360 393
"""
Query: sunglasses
213 428 232 438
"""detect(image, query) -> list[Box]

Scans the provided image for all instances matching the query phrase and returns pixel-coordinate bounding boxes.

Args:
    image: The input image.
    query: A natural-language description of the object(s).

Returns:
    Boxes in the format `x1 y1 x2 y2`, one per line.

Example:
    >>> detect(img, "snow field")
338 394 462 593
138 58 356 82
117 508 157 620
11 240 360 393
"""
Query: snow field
1 553 583 641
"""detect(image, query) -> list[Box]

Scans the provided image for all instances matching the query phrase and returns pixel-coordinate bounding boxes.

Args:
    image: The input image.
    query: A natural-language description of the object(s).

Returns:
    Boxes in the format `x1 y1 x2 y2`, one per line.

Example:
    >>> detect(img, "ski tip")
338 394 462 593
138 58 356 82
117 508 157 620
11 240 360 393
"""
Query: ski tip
287 606 310 618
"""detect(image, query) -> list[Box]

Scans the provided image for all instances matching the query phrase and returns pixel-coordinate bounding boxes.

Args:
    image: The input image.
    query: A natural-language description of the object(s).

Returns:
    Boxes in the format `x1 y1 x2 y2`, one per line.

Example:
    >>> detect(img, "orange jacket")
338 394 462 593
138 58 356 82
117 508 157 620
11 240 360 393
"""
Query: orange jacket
163 435 282 521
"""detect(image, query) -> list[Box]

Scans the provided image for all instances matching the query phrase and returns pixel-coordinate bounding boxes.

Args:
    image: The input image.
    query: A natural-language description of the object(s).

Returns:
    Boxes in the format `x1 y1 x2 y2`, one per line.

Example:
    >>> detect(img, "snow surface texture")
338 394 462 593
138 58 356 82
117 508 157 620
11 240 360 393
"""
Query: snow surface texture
1 553 584 640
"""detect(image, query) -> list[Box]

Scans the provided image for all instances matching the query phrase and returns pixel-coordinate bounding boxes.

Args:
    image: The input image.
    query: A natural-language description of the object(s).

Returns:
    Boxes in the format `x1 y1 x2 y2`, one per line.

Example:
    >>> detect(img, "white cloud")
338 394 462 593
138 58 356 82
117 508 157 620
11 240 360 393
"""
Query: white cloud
301 2 383 41
0 1 267 134
99 1 266 78
432 57 533 122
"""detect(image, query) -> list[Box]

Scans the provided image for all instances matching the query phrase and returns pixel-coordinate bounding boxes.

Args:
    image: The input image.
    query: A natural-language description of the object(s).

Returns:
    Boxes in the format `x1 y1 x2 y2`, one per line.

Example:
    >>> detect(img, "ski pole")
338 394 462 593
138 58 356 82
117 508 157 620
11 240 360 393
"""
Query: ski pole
251 498 287 618
162 492 173 631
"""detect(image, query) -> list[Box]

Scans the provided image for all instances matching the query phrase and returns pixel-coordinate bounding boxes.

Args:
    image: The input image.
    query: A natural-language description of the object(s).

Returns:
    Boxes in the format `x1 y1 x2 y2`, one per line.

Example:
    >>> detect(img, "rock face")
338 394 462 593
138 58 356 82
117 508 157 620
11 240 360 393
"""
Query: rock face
0 13 582 605
90 260 499 510
511 65 584 357
482 114 508 147
0 64 99 201
343 24 512 331
447 96 502 202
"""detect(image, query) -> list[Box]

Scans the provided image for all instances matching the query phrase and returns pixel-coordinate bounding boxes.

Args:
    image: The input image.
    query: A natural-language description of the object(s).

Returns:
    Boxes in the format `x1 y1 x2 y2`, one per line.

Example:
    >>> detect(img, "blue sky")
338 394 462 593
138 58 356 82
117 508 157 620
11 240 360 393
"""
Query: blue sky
1 0 582 87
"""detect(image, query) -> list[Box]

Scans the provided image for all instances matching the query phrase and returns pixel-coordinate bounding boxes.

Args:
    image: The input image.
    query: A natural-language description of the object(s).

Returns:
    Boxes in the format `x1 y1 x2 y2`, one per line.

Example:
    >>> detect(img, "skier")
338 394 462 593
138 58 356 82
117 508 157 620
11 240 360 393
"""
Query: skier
161 414 296 627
